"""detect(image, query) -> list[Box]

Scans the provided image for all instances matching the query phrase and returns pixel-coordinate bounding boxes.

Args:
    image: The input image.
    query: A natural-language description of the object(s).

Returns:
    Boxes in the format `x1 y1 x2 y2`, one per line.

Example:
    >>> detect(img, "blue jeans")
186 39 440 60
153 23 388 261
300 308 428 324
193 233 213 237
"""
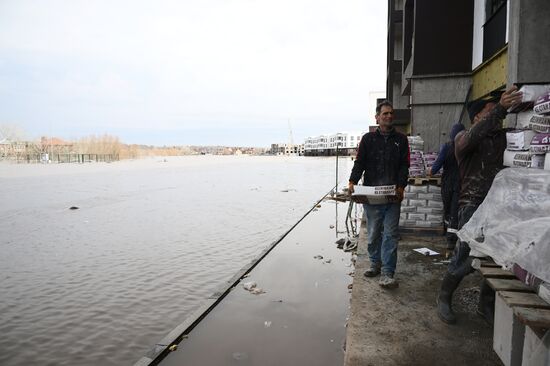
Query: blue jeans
363 203 401 275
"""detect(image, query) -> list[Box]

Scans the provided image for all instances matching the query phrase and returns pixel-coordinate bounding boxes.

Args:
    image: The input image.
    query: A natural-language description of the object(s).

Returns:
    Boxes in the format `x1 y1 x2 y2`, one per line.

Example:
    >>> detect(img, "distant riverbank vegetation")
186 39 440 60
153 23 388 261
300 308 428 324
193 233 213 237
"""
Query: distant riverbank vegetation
0 124 266 162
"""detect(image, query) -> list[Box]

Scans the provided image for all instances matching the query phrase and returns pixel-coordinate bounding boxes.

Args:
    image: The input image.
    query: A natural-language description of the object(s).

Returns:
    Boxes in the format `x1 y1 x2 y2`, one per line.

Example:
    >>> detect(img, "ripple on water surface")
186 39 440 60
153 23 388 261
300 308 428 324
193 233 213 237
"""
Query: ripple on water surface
0 156 353 366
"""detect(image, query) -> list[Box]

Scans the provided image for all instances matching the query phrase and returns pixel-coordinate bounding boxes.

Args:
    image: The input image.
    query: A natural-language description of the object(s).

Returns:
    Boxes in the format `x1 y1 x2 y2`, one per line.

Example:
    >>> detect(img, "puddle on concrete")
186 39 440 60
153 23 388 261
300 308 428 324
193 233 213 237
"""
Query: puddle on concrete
158 200 359 366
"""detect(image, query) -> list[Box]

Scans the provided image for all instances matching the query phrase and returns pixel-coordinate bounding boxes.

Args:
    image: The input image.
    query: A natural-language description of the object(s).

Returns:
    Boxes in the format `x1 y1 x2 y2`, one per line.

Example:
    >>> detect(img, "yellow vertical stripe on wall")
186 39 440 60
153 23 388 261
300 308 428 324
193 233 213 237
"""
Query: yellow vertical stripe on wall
472 47 508 100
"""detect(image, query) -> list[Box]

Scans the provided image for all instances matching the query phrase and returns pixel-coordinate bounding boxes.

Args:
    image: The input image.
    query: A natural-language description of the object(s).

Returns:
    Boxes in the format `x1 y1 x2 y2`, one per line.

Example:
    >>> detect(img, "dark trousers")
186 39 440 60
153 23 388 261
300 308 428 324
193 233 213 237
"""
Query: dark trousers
442 184 460 249
447 204 478 278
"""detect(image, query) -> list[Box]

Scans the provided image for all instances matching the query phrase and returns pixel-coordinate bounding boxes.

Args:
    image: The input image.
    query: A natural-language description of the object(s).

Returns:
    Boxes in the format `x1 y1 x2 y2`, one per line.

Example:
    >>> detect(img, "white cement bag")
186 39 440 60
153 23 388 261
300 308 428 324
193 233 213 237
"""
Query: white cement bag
529 133 550 154
457 168 550 283
503 150 545 169
516 110 536 129
529 114 550 133
409 185 429 193
506 130 536 151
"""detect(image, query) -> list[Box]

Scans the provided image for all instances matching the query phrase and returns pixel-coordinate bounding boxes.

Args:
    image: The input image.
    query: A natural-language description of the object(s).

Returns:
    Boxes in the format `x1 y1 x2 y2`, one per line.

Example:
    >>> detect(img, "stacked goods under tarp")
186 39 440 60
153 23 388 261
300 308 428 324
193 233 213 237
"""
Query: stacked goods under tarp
457 168 550 283
399 184 443 229
509 85 550 171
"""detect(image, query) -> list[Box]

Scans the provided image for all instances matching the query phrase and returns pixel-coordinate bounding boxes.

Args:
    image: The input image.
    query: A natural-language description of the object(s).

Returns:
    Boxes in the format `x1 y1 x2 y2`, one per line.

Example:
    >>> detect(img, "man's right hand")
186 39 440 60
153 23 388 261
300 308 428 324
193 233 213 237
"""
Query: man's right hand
499 85 523 109
348 182 355 194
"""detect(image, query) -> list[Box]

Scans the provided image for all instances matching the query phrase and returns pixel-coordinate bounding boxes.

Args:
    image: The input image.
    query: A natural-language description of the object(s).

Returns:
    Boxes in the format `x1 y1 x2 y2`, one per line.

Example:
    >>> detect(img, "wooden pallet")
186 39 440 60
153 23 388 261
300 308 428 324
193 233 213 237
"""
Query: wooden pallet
399 225 445 236
486 278 534 292
479 267 517 279
408 176 442 186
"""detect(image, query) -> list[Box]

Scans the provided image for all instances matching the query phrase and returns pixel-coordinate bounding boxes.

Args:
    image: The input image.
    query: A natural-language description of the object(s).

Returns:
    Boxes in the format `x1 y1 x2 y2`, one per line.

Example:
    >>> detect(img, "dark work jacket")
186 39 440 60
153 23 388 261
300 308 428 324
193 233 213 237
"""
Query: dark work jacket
432 141 460 194
455 104 510 206
349 127 409 188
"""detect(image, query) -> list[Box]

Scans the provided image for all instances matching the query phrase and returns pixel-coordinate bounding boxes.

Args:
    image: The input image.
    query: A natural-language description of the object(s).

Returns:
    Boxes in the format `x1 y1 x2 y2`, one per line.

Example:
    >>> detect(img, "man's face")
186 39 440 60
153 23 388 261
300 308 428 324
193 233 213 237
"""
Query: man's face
376 105 394 128
472 102 496 125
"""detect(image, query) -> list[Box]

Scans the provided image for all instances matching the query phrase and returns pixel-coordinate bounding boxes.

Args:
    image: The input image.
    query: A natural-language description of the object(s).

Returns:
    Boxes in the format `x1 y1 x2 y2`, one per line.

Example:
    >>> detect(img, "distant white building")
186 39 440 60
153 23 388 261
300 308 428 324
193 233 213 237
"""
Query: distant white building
304 131 366 156
269 143 305 156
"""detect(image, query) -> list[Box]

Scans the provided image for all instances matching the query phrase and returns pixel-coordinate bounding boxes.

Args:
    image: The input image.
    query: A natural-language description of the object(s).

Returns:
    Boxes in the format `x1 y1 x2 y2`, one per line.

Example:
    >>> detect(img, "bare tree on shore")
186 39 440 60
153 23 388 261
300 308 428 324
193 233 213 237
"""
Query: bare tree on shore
75 134 122 156
0 124 27 141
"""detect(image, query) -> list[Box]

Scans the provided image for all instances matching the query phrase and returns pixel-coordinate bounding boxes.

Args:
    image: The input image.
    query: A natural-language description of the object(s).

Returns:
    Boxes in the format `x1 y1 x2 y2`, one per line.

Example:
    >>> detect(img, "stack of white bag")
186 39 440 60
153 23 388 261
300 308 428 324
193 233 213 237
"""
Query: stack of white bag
509 85 550 170
399 184 443 228
457 168 550 283
408 136 425 177
423 152 439 176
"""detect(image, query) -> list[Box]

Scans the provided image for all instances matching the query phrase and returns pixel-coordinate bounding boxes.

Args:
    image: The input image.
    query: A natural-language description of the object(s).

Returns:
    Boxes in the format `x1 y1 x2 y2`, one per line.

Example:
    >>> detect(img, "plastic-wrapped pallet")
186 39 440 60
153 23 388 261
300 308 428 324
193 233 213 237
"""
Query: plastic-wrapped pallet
409 151 425 177
408 135 424 151
408 136 425 177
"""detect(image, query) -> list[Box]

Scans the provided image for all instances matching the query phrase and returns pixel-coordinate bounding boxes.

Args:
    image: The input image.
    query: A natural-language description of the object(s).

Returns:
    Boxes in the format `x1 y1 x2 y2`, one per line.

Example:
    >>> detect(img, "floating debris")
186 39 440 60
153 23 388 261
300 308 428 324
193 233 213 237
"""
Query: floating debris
243 281 265 295
69 206 79 210
324 259 332 264
343 238 358 252
250 287 266 295
347 284 353 290
329 225 335 229
264 321 272 328
313 255 324 260
335 238 346 248
232 352 249 361
168 344 178 352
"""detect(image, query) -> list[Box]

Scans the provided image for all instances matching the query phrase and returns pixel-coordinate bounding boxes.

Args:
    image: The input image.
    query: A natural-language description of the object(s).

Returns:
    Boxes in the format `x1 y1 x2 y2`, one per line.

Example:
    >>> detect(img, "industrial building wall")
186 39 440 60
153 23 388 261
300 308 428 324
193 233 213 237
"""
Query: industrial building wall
410 75 471 152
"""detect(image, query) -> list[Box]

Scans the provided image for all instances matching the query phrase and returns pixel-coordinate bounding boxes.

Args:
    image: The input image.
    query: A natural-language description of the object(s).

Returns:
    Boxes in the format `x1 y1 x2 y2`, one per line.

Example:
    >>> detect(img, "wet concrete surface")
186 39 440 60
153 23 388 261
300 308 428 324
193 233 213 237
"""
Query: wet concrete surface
344 224 503 366
157 200 356 366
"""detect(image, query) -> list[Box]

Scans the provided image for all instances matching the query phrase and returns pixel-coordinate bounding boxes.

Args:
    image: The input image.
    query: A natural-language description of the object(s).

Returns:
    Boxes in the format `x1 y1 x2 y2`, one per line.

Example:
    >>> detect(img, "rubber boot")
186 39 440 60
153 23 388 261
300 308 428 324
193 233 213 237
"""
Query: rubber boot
437 273 463 324
477 280 495 325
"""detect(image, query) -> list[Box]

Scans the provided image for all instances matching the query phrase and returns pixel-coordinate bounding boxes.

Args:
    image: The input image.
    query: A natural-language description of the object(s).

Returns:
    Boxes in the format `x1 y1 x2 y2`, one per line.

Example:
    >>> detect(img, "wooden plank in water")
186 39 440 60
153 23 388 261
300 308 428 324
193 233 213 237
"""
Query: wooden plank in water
479 267 516 279
498 291 550 308
486 278 534 292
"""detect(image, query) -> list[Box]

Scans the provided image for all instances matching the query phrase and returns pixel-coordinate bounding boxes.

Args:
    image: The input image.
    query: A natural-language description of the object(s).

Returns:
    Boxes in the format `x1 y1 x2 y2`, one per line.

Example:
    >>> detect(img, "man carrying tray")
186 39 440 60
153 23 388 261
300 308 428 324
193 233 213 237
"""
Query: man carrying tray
348 101 409 289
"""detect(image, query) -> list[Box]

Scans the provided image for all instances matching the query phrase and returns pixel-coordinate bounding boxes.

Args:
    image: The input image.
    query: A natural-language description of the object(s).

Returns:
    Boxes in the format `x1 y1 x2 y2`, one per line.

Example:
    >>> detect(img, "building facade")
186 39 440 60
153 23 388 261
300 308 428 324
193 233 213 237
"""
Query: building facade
386 0 550 152
269 143 305 156
304 131 365 156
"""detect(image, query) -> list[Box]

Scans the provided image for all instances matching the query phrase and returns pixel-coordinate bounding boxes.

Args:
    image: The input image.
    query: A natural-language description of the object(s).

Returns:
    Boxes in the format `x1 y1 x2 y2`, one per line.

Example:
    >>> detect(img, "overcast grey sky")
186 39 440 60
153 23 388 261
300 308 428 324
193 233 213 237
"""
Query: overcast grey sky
0 0 388 147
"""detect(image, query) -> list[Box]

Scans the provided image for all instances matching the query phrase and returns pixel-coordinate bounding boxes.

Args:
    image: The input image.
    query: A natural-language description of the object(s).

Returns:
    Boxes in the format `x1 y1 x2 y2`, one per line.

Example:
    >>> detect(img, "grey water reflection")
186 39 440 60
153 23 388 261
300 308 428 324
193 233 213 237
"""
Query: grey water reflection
0 155 352 366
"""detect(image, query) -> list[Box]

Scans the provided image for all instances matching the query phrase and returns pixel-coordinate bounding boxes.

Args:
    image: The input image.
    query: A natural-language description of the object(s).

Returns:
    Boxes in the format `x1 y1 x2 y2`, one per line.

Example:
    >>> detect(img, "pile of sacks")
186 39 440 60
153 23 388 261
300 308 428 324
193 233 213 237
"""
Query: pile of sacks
407 135 440 177
423 152 439 176
507 86 550 170
399 184 443 228
408 136 425 177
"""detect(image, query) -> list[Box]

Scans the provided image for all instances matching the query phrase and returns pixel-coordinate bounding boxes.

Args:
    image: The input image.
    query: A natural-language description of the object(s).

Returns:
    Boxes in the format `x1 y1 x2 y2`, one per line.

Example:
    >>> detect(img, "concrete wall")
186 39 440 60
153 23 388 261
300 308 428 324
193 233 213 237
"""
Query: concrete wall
507 0 550 84
409 75 471 152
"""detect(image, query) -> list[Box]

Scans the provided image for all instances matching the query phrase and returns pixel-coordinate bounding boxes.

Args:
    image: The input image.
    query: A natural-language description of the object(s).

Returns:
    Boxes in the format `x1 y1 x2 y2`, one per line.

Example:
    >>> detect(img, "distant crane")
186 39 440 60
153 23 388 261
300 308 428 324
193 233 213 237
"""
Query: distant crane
287 119 295 155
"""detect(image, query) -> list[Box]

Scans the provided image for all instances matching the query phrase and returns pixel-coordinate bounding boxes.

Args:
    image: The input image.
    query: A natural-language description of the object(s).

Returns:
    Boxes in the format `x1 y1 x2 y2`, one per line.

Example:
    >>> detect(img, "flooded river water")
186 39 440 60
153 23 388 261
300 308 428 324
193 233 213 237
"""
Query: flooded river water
0 155 353 366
